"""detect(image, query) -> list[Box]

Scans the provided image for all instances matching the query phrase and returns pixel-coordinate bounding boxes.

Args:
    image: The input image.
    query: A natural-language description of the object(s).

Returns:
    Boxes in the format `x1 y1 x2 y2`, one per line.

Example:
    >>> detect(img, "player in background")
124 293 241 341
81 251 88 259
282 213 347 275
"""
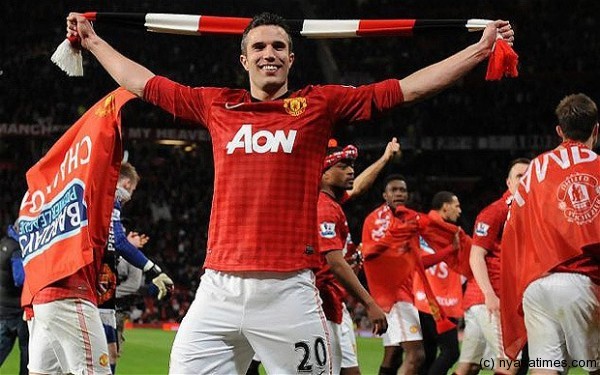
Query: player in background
363 176 465 375
317 138 401 374
459 158 530 375
414 191 463 375
114 254 143 355
97 162 174 374
362 175 424 375
66 10 514 374
501 94 599 375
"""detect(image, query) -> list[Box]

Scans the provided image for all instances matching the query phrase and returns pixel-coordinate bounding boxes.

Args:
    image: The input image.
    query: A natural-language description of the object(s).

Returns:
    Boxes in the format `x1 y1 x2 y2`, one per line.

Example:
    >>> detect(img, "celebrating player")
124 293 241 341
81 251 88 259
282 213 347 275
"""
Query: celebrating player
317 139 401 374
501 94 599 375
414 191 464 375
66 10 514 374
464 158 530 375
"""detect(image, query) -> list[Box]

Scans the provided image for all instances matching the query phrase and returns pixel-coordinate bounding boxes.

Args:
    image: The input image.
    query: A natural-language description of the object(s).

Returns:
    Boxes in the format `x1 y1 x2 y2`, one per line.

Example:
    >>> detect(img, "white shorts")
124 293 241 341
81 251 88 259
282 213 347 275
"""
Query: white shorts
523 272 600 372
326 320 342 375
340 304 359 368
457 304 514 365
382 301 422 346
459 304 487 364
28 298 111 375
169 269 332 375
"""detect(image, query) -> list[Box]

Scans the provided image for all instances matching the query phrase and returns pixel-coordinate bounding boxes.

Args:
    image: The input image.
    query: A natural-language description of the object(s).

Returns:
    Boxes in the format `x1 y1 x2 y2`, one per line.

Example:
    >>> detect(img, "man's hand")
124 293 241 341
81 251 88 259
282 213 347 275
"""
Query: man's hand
67 13 98 50
382 137 401 163
152 273 174 300
452 232 460 251
127 232 150 248
479 20 515 54
484 291 500 320
365 301 388 335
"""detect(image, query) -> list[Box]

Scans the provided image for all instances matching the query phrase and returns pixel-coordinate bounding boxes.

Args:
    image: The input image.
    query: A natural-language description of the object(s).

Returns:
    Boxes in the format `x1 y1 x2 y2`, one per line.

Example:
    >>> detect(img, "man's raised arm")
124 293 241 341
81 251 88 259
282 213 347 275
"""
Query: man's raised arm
67 12 155 97
348 137 401 200
399 20 514 103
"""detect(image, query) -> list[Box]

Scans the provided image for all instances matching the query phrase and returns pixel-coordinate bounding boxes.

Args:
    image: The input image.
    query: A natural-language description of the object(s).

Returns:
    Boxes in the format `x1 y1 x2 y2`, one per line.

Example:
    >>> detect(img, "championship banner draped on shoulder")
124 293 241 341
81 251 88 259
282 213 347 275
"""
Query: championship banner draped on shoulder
500 142 600 360
362 206 455 333
361 208 421 312
420 210 473 278
18 88 136 306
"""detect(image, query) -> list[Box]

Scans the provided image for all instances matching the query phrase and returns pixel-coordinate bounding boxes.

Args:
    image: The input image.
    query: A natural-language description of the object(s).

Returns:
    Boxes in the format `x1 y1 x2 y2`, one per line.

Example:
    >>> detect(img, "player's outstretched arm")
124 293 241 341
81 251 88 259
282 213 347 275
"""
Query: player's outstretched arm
66 12 155 97
399 20 514 103
348 137 401 200
325 250 388 335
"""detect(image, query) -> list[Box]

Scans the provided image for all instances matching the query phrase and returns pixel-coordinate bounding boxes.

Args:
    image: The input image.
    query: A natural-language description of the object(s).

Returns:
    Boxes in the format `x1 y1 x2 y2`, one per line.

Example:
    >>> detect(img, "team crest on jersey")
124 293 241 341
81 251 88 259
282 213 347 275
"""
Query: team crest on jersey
557 173 600 225
94 94 116 118
283 97 307 117
475 222 490 237
319 222 336 239
99 353 109 367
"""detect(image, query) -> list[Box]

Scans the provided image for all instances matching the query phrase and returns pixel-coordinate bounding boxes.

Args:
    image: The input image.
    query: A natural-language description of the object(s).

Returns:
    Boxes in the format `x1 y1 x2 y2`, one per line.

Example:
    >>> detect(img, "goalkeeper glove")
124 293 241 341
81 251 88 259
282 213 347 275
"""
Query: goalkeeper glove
152 273 174 300
143 261 174 300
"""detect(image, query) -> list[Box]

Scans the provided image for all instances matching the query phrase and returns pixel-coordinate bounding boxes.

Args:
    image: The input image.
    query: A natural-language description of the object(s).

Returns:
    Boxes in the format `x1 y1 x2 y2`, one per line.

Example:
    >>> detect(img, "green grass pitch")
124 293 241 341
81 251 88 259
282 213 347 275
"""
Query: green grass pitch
0 328 587 374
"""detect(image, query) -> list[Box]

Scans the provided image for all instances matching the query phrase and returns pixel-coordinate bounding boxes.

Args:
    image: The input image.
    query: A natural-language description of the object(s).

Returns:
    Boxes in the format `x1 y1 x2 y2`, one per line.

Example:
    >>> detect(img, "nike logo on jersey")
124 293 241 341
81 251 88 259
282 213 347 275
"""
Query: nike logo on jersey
224 102 245 110
226 124 297 154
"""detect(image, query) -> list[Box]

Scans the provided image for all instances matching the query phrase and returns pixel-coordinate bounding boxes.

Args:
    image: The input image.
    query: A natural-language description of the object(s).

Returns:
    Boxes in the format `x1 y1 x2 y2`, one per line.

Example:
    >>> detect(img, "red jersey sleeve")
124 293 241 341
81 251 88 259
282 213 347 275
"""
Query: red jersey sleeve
323 79 404 124
143 76 224 129
472 203 504 251
317 198 346 253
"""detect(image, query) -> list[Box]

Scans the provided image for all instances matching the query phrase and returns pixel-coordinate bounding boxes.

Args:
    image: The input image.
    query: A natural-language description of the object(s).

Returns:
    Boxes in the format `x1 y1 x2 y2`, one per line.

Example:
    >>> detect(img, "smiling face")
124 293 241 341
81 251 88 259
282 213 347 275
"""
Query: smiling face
240 25 295 100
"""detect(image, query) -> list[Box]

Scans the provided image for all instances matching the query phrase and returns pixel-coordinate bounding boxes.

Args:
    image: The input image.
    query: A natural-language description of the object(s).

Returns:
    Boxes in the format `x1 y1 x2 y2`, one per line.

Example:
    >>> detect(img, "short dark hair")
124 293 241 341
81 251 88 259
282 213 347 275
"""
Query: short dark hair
383 174 406 190
241 12 293 54
431 191 455 210
507 157 530 177
555 93 598 142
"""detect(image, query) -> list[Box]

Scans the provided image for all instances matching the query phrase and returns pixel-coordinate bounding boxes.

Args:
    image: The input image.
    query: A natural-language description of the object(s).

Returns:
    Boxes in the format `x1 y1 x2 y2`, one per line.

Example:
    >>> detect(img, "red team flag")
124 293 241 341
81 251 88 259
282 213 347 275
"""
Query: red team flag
420 210 473 278
18 88 136 306
362 207 421 312
362 206 456 333
500 141 600 360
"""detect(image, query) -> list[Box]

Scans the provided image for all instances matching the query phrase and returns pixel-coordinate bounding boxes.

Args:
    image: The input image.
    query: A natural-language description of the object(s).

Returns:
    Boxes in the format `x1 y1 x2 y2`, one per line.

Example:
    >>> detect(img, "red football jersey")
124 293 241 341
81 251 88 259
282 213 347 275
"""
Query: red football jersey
144 77 403 272
32 263 98 306
472 190 511 296
462 278 484 310
315 192 350 324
